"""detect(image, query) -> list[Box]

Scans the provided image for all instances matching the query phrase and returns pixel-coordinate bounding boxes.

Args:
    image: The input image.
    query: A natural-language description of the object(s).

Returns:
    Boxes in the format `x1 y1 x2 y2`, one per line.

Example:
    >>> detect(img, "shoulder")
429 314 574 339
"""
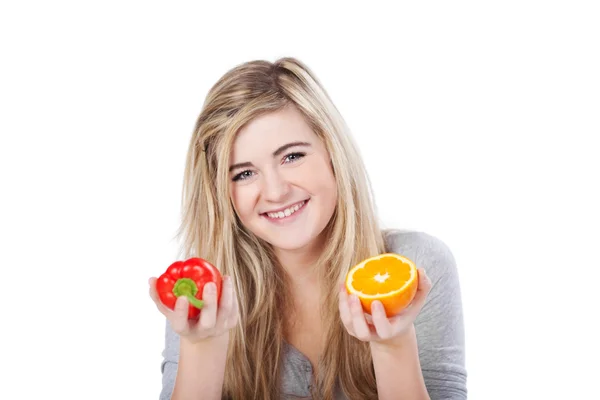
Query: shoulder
383 229 456 264
382 229 459 286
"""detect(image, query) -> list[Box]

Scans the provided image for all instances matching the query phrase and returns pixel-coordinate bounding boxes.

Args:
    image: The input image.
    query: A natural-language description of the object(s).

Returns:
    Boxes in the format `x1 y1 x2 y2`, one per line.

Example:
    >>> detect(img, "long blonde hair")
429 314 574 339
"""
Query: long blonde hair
174 57 386 399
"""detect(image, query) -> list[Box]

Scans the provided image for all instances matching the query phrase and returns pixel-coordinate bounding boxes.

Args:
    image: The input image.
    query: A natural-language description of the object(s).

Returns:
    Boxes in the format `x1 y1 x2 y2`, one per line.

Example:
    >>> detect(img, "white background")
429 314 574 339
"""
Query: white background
1 1 598 399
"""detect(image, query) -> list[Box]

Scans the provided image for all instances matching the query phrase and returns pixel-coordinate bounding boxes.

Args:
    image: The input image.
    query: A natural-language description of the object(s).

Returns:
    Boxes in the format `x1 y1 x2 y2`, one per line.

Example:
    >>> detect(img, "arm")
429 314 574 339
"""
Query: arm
160 320 229 400
152 276 238 400
388 231 467 399
370 325 430 400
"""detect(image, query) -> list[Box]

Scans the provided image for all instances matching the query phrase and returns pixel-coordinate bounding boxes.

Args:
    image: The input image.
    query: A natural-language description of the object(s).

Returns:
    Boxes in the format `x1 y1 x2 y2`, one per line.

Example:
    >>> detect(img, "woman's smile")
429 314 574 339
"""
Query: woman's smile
261 199 309 224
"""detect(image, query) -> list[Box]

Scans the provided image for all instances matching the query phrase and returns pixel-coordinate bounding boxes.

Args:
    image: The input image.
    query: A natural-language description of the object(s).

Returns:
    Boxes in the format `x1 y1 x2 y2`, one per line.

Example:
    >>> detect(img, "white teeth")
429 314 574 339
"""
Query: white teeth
266 201 305 219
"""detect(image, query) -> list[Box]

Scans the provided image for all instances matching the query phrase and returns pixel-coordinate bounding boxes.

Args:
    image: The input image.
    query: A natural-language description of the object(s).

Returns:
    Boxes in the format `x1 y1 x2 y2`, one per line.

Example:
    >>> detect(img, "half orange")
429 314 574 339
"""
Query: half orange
345 253 418 317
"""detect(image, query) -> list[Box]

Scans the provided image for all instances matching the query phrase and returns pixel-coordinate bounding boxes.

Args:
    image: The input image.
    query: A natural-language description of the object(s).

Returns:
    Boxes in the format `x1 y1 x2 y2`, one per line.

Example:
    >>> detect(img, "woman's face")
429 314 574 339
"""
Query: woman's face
229 105 338 252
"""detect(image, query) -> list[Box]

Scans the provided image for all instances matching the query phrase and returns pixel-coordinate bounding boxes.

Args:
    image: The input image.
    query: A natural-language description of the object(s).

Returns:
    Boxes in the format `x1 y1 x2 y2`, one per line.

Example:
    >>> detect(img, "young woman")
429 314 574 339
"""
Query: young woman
149 57 467 400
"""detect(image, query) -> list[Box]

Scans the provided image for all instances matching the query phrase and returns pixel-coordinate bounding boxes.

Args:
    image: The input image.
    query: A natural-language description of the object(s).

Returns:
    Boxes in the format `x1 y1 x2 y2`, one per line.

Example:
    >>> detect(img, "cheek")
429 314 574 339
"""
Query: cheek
309 160 337 199
323 176 338 206
230 185 258 221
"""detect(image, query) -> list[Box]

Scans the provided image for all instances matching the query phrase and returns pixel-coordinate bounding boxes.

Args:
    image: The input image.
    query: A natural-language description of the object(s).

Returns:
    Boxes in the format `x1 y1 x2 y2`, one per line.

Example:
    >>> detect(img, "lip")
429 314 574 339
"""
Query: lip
261 199 309 224
261 199 309 215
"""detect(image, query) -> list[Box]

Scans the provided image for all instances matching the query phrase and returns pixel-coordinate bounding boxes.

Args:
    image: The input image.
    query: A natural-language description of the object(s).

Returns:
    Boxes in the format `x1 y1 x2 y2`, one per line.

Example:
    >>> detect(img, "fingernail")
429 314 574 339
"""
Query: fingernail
205 282 216 294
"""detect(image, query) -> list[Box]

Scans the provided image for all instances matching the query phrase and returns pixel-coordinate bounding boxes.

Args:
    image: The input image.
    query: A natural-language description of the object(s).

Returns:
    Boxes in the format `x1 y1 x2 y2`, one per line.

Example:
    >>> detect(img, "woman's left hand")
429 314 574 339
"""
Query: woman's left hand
339 268 432 347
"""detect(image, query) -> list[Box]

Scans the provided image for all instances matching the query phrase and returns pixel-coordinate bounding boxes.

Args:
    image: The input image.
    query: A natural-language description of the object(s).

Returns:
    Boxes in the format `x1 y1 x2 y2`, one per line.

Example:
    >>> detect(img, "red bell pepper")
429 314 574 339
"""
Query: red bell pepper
156 257 223 319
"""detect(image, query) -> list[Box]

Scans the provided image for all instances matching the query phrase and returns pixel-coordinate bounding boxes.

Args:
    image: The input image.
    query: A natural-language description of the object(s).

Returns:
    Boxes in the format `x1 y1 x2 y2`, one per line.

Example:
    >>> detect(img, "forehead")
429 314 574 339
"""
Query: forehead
231 105 317 160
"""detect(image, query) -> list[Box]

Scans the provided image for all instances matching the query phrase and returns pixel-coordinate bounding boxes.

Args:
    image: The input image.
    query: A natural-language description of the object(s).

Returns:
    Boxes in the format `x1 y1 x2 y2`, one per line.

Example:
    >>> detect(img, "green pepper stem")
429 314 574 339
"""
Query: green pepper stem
172 278 204 309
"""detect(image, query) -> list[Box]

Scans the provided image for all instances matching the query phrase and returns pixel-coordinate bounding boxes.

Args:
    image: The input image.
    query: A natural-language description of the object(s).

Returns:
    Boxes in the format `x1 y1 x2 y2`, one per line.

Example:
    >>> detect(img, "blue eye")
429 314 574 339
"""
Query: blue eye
283 152 306 163
232 170 254 182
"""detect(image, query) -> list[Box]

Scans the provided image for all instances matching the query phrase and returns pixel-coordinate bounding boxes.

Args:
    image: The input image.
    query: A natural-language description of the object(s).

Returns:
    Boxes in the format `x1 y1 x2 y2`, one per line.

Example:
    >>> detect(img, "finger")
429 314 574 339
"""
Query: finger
226 284 240 329
417 268 432 294
198 282 218 330
148 277 171 315
349 295 371 340
338 284 353 329
411 269 433 306
371 300 393 339
171 295 191 334
401 269 433 317
216 276 233 327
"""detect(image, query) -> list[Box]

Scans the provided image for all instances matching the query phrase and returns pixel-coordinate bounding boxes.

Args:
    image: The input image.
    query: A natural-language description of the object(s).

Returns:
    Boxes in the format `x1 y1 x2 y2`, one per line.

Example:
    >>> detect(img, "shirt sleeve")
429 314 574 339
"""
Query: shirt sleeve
159 320 180 400
386 230 468 399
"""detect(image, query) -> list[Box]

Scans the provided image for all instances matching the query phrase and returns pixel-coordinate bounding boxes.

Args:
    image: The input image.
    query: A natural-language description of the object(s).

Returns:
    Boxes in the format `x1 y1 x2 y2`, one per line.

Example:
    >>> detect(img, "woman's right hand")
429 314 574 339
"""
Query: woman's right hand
148 275 239 344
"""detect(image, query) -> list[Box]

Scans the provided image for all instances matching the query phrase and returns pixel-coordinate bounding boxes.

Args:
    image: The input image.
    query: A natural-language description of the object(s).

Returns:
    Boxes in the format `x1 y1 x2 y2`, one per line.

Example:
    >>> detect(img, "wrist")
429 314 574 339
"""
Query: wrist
370 324 416 353
180 330 230 349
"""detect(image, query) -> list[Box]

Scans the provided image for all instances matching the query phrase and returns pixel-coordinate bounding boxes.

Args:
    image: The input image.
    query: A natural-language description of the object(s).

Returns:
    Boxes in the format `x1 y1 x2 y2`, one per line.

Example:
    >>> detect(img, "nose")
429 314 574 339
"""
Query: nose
261 168 291 202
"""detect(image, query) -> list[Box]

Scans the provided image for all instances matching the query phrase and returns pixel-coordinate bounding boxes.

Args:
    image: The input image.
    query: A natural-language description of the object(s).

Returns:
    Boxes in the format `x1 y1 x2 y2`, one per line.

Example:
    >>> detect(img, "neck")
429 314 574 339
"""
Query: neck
276 240 327 326
275 238 323 286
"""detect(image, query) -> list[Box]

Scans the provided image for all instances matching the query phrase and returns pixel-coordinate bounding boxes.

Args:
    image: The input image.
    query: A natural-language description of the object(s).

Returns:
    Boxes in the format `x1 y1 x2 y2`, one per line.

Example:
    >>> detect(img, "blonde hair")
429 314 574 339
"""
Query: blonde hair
174 57 386 399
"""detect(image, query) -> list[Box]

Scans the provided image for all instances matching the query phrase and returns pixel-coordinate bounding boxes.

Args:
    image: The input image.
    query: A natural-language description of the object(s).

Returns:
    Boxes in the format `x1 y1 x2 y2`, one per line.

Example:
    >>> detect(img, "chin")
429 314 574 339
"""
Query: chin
264 231 318 252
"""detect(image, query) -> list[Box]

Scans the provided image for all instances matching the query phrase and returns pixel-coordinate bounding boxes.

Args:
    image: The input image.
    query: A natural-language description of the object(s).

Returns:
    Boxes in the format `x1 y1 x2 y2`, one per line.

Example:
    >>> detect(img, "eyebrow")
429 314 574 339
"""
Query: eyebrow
229 141 311 172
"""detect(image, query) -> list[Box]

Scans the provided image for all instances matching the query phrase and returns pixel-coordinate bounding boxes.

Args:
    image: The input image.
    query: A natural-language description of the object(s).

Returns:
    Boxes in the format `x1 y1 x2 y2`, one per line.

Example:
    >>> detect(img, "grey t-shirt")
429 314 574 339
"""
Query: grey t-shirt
159 230 467 399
